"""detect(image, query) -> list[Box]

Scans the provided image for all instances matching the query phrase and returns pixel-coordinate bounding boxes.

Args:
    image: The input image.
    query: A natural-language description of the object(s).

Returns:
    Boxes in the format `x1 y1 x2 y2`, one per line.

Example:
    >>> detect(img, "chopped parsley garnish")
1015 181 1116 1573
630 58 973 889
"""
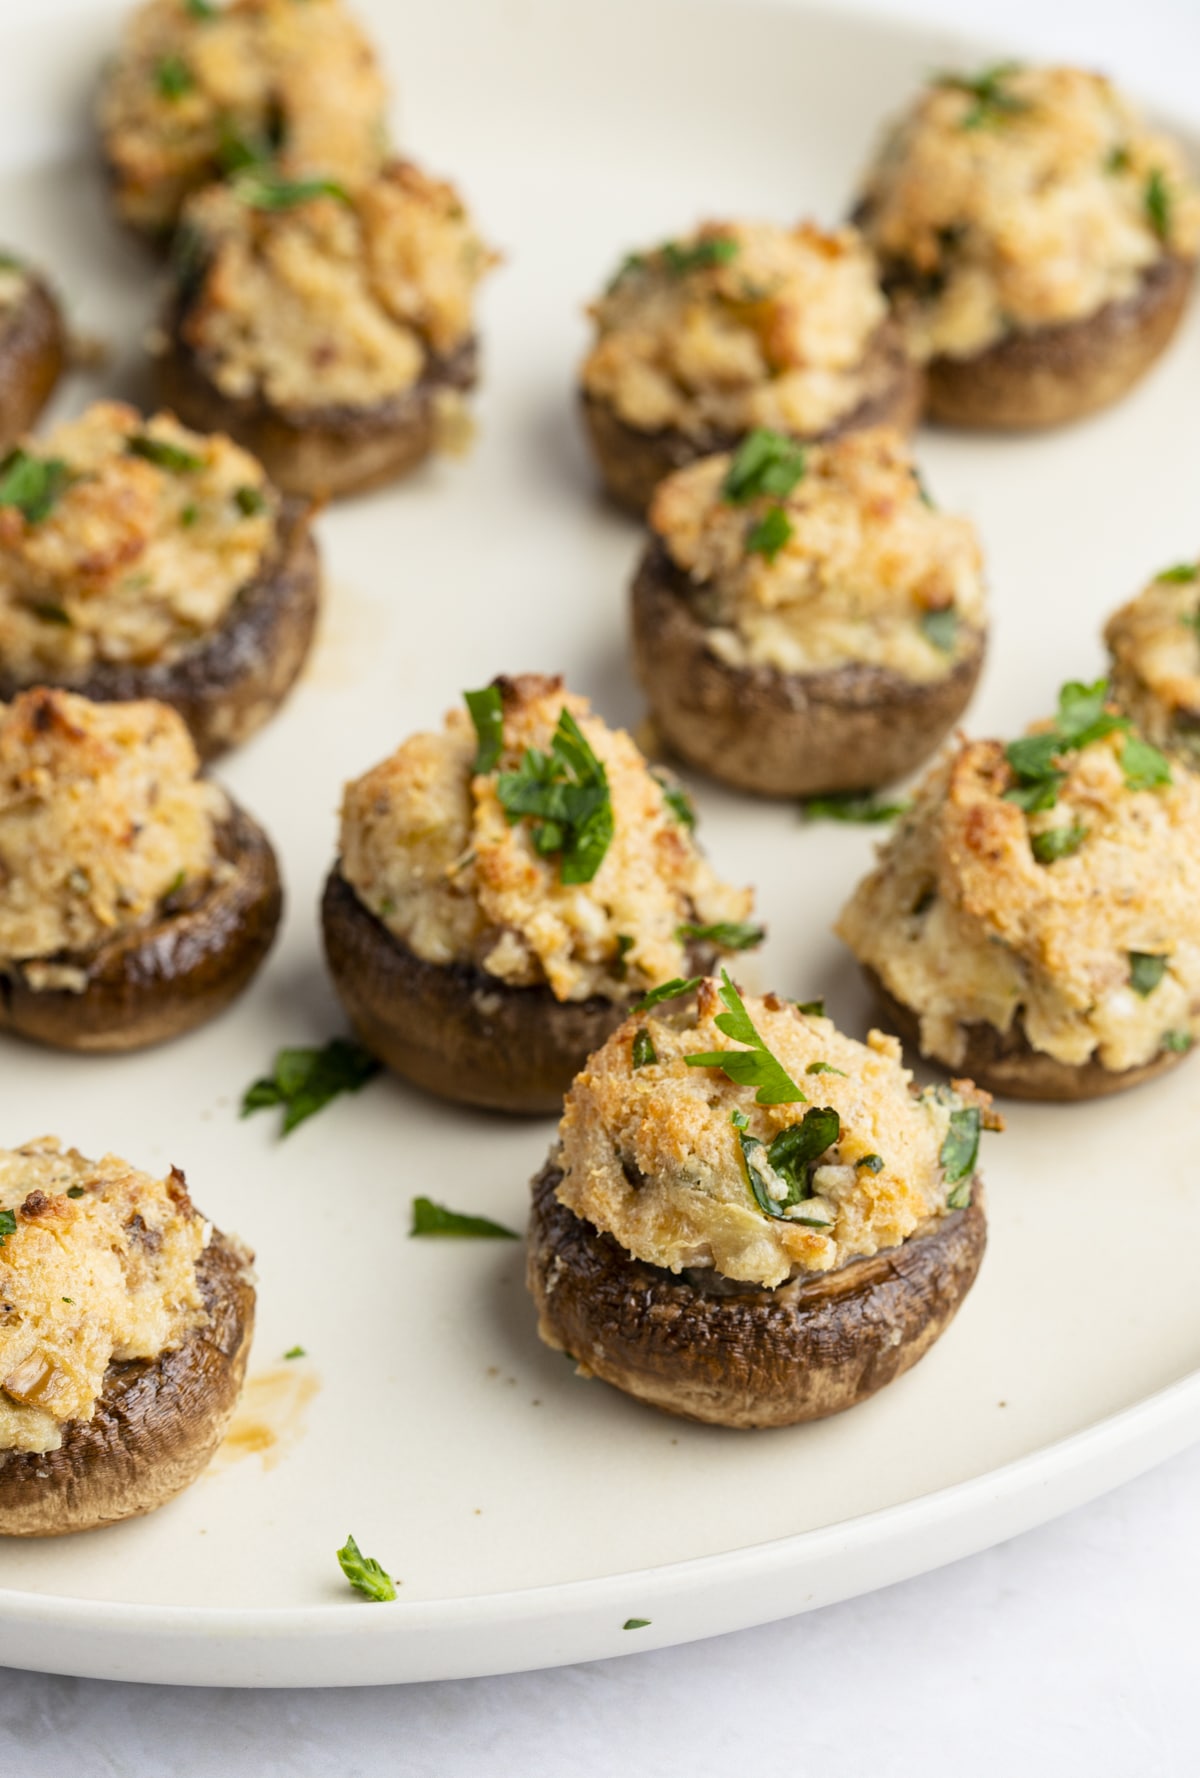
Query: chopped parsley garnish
155 54 194 100
235 484 266 516
654 772 695 829
634 975 702 1011
1129 952 1168 997
410 1197 518 1239
675 919 763 952
934 62 1028 130
0 450 73 524
1161 1030 1193 1053
606 251 647 293
31 602 71 626
614 933 635 979
215 117 273 176
1121 735 1172 792
1106 144 1131 174
241 1038 380 1135
1030 820 1088 865
0 1209 16 1247
721 430 806 505
1157 562 1198 584
660 236 739 277
920 608 959 653
745 505 793 562
283 1345 306 1360
496 708 613 883
464 684 505 775
127 434 203 474
180 503 199 527
231 171 350 210
806 1060 846 1077
623 1618 651 1630
856 1153 884 1173
66 1186 85 1199
732 1104 840 1220
795 998 825 1017
686 970 805 1105
1003 679 1156 816
186 0 218 15
940 1106 981 1208
1145 168 1171 242
802 792 911 824
631 1028 657 1069
336 1535 396 1603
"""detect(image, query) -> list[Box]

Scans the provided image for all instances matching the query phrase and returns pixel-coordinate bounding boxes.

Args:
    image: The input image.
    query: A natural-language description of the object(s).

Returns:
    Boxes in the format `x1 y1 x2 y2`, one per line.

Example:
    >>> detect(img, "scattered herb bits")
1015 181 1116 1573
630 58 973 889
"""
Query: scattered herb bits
0 450 72 524
1129 952 1168 997
1030 820 1088 865
1156 562 1198 584
660 236 738 276
745 504 793 562
283 1346 307 1361
127 434 204 474
631 1028 657 1069
0 1209 16 1247
920 608 959 653
241 1038 380 1135
464 683 505 774
336 1535 397 1603
1144 167 1172 241
634 976 703 1012
623 1618 651 1631
803 792 911 824
410 1198 519 1240
1161 1030 1194 1053
675 920 763 952
232 171 350 211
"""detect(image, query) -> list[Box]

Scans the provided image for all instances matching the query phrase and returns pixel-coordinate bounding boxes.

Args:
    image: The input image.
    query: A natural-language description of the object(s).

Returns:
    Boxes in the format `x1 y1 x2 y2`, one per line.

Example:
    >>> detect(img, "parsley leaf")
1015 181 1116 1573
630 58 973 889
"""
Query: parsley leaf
655 775 696 829
1004 679 1130 814
0 450 73 523
795 998 825 1017
0 1208 16 1247
155 54 194 100
660 237 739 276
464 684 505 775
675 919 763 952
1129 952 1168 997
623 1618 651 1630
215 117 273 175
634 975 702 1011
856 1153 884 1173
410 1197 518 1239
806 1060 846 1076
734 1105 840 1219
283 1345 306 1360
186 0 218 15
231 171 350 210
235 484 266 516
1121 736 1172 792
920 608 959 653
1145 168 1171 242
686 969 805 1105
935 61 1028 130
746 505 793 561
1161 1030 1193 1053
496 708 614 884
941 1106 981 1207
631 1028 657 1068
1156 562 1198 584
721 430 806 504
803 792 911 823
127 434 204 473
241 1038 379 1135
1030 820 1088 864
336 1534 396 1603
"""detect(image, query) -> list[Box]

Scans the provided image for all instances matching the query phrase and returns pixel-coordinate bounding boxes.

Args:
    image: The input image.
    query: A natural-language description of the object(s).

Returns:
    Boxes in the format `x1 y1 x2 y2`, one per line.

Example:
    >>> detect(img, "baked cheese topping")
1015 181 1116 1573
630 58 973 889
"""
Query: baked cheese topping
837 724 1200 1072
1106 563 1200 760
649 427 985 679
581 220 889 440
857 64 1200 361
0 689 226 969
97 0 389 234
339 674 755 1005
555 980 984 1287
0 1138 209 1454
0 402 277 683
174 160 496 411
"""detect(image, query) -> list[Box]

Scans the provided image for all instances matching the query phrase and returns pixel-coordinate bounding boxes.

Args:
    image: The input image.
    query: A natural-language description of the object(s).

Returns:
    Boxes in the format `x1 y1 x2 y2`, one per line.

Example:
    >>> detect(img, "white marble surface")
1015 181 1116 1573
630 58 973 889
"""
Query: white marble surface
4 0 1200 1767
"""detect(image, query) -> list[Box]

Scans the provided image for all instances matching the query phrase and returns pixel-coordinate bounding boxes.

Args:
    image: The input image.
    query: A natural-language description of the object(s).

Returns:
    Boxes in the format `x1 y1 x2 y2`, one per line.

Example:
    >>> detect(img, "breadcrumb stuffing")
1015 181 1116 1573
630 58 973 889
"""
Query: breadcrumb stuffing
0 1138 208 1454
0 401 277 683
555 979 984 1287
97 0 389 234
339 675 755 1004
858 64 1200 360
1106 564 1200 761
649 427 985 679
175 161 496 411
0 688 226 966
837 724 1200 1072
582 219 889 440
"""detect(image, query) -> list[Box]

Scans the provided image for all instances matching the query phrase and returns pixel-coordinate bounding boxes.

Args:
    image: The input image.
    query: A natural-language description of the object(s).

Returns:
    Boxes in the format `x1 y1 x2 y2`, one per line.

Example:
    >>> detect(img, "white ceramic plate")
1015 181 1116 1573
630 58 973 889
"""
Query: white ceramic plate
2 0 1199 1690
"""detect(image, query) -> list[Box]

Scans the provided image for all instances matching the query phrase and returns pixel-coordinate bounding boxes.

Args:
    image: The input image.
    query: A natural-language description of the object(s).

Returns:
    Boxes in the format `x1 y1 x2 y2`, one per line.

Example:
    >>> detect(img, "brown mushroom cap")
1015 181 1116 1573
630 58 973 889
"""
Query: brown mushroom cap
0 498 320 763
0 802 283 1054
321 866 699 1115
0 1227 255 1537
923 255 1194 430
631 539 985 797
865 965 1186 1101
581 315 923 517
157 326 479 502
527 1160 987 1428
0 275 66 452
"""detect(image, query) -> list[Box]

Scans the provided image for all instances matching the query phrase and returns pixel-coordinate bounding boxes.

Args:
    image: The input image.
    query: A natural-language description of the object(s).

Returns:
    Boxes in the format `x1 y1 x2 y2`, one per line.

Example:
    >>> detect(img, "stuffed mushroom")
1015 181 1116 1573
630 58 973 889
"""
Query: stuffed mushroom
854 63 1200 429
837 680 1200 1099
0 401 319 759
0 253 66 452
155 159 497 500
0 1137 254 1536
0 687 282 1053
1105 557 1200 767
528 973 993 1428
322 673 760 1113
580 218 921 516
96 0 389 242
632 426 986 797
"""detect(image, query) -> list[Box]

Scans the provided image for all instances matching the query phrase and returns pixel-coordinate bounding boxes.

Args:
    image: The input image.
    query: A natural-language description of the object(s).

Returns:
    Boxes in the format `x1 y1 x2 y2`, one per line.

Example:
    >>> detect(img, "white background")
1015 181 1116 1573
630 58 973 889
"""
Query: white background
3 0 1200 1770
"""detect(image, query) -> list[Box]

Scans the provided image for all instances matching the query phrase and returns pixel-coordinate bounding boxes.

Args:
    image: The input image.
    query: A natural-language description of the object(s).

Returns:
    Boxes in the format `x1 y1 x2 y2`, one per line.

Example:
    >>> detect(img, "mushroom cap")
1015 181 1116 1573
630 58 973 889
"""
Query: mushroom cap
0 274 66 451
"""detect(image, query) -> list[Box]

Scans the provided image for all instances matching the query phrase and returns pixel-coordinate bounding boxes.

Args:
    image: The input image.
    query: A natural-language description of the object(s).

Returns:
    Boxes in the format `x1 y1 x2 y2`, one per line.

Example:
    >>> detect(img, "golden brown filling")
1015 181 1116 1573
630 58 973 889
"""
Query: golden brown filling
582 219 888 440
649 426 985 680
0 688 226 971
857 63 1200 361
0 1138 208 1454
1106 561 1200 760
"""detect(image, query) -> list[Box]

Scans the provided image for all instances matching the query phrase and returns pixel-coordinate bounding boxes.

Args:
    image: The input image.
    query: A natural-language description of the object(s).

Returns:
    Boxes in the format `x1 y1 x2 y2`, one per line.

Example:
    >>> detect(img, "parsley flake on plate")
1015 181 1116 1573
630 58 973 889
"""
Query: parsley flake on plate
410 1198 518 1239
336 1535 397 1603
241 1038 380 1136
675 919 763 952
803 791 911 824
623 1618 651 1631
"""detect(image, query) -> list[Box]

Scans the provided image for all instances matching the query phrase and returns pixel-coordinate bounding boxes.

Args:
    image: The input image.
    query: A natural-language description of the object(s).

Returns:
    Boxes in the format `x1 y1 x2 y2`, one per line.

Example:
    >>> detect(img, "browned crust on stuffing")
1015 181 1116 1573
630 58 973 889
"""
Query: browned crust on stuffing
923 255 1194 430
0 803 283 1054
0 1228 255 1536
527 1160 986 1428
864 965 1185 1102
0 277 67 451
631 541 985 797
156 325 479 501
581 315 923 517
0 499 321 762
